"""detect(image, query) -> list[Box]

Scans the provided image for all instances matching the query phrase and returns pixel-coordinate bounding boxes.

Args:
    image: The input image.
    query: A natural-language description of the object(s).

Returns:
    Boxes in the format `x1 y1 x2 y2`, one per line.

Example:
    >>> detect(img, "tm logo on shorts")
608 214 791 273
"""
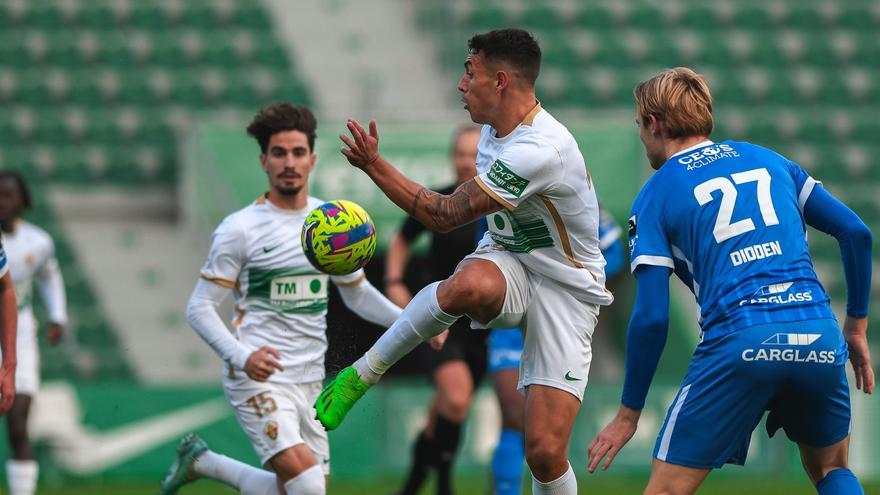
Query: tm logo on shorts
741 333 835 364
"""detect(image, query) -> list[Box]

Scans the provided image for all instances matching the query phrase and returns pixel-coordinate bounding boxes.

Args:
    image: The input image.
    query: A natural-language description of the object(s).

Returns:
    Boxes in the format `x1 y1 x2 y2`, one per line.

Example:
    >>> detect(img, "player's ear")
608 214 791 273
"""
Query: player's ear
259 153 269 173
495 70 509 93
309 153 317 171
647 115 663 137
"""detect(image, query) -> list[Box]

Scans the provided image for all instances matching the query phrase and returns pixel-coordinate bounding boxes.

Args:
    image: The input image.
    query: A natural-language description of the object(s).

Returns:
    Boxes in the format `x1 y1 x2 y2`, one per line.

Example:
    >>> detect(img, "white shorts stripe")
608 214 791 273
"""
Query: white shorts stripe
657 384 692 461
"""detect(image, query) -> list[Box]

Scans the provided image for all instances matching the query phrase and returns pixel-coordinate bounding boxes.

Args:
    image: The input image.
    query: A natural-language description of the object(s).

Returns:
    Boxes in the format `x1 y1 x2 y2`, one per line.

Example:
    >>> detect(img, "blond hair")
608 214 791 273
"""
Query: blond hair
634 68 713 139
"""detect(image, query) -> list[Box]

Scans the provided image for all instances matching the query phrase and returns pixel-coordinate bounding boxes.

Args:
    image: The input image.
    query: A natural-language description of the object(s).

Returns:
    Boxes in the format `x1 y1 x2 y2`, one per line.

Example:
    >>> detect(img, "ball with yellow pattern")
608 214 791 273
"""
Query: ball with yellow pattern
301 200 377 275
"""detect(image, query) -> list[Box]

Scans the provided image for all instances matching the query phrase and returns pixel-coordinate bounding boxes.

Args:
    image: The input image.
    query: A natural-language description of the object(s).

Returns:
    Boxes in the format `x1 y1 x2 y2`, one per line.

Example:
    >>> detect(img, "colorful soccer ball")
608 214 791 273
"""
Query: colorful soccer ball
301 200 377 275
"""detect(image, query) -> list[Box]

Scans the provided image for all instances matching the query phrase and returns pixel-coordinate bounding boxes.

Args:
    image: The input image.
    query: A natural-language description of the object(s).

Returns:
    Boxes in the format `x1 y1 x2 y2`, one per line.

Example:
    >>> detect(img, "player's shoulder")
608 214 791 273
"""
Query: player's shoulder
18 221 53 247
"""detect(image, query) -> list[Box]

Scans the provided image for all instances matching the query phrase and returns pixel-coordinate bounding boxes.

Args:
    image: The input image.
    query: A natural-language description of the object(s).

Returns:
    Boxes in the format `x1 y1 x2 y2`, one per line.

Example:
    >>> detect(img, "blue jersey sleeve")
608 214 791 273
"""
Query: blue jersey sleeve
628 180 674 273
803 185 873 317
784 158 821 213
621 264 672 409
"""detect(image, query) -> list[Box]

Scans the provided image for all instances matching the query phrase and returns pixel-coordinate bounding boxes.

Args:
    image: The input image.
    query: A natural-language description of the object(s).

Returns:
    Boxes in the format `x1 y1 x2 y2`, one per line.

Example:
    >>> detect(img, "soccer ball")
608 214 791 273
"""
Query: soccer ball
301 199 377 275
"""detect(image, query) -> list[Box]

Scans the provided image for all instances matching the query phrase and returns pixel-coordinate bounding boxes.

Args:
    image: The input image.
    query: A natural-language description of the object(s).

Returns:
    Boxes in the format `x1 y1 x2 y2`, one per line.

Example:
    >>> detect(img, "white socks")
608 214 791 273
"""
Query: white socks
283 465 325 494
193 451 277 495
354 282 459 384
532 463 577 495
6 460 38 495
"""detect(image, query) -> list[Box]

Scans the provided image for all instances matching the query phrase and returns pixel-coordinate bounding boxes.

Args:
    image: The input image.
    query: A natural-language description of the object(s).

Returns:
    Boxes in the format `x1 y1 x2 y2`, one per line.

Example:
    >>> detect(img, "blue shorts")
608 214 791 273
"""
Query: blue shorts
655 318 851 469
488 328 523 373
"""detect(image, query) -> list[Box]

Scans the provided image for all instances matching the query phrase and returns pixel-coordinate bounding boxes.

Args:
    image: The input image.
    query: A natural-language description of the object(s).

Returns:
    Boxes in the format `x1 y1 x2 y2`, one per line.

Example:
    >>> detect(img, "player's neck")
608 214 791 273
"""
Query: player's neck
266 190 308 210
491 94 539 138
663 135 712 162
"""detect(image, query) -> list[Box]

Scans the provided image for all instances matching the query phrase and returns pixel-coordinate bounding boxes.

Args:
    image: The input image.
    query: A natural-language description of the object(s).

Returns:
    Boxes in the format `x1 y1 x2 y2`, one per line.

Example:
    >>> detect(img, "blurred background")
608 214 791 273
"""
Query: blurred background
1 0 878 493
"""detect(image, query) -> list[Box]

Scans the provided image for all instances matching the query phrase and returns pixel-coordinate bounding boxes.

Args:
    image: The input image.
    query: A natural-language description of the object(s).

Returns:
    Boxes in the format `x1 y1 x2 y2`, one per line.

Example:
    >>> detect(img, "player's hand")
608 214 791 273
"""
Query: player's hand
588 405 640 473
843 316 875 394
244 346 284 382
428 329 450 350
46 322 64 346
0 364 15 415
340 118 380 170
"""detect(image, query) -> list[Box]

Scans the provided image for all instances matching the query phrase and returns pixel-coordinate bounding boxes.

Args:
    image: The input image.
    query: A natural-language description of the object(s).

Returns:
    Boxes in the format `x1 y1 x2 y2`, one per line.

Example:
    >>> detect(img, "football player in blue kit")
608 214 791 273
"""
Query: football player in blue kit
588 68 874 495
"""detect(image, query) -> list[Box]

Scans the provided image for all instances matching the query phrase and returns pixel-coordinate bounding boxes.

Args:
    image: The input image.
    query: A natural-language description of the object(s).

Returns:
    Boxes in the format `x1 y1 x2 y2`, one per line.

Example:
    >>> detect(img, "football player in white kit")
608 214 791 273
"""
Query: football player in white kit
0 171 65 495
161 103 402 495
317 29 613 495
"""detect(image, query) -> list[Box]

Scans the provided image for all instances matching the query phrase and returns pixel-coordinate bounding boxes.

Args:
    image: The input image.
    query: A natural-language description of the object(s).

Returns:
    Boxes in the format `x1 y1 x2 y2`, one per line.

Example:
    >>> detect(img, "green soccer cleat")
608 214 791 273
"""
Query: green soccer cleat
315 366 371 430
159 433 208 495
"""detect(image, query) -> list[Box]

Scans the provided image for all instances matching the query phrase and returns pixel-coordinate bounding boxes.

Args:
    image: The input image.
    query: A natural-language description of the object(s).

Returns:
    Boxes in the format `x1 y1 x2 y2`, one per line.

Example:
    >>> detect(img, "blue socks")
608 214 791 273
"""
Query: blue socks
816 468 863 495
492 429 525 495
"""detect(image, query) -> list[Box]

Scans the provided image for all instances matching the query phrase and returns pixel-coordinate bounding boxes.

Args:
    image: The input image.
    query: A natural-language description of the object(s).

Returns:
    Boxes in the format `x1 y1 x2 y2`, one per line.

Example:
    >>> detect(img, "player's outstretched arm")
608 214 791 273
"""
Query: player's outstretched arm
588 264 672 473
334 271 403 328
802 186 874 394
340 119 502 232
0 272 17 415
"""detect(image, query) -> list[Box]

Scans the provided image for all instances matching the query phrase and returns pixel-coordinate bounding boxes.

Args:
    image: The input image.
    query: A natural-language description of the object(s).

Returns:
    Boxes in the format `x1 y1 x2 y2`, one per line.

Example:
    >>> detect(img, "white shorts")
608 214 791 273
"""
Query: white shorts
466 246 599 401
2 315 40 395
223 377 330 474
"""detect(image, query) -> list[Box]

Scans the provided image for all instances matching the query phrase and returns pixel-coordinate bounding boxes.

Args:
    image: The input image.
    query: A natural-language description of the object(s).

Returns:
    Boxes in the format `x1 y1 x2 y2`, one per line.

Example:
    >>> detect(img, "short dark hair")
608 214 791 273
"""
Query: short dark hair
0 171 32 210
468 29 541 86
246 103 317 153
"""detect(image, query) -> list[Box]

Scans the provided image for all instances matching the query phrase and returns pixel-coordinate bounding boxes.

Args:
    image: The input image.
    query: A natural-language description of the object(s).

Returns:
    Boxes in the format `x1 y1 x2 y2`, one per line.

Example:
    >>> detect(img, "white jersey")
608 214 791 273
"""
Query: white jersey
199 195 362 384
2 221 68 333
473 104 614 306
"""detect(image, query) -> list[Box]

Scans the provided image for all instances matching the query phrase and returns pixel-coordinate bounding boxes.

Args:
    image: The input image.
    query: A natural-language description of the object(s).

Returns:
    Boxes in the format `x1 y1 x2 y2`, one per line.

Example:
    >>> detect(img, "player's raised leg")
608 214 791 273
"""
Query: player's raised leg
316 258 506 430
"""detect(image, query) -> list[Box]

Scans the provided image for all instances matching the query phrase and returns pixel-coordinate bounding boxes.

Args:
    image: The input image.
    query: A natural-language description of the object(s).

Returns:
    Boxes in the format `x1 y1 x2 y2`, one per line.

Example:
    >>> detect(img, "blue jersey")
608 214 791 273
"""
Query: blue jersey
629 140 834 339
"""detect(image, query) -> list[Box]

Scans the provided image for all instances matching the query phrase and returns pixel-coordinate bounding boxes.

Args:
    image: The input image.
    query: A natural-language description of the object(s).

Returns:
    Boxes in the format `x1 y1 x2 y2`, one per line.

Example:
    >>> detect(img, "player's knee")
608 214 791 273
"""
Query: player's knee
438 395 470 423
283 465 325 495
525 437 566 477
438 268 499 316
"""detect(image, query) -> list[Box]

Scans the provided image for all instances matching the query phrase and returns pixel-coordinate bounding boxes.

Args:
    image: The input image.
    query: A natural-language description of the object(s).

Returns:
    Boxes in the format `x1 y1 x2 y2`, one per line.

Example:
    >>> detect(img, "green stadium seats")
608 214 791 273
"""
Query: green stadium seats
574 4 617 29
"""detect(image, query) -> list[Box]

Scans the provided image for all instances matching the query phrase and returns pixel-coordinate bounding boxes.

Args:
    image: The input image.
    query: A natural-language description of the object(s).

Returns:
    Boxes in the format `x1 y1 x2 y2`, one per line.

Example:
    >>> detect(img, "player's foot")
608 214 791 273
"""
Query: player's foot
315 366 371 430
159 433 208 495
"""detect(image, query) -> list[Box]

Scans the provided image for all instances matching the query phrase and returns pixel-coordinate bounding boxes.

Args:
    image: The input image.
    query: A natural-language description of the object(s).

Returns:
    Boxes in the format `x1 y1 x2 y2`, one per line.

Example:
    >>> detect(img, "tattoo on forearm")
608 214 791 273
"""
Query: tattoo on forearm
409 187 427 216
413 180 498 231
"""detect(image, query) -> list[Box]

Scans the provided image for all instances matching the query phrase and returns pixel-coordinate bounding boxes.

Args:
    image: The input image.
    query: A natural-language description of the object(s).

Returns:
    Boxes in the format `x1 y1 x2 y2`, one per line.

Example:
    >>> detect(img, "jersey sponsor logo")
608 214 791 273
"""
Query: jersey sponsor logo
739 281 813 307
762 333 821 345
730 241 782 266
270 275 325 302
678 143 739 170
248 268 329 314
487 211 554 253
487 160 530 198
741 348 835 364
628 215 637 237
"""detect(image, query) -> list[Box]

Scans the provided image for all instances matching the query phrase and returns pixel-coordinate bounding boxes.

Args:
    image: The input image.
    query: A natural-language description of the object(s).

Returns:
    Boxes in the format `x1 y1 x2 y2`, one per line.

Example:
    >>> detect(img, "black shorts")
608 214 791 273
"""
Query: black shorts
417 318 489 387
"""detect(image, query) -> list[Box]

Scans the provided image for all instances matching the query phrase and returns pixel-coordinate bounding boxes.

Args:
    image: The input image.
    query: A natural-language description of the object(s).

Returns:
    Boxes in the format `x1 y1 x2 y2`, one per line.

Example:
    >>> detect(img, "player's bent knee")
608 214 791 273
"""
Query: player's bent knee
525 439 566 478
283 465 325 495
438 266 503 317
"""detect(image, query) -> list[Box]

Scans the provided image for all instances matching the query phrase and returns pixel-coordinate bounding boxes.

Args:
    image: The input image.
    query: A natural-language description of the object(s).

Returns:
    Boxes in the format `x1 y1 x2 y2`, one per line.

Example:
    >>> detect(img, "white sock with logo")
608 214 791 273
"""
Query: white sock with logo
6 459 38 495
353 282 460 384
193 451 277 495
283 465 325 494
532 463 576 495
